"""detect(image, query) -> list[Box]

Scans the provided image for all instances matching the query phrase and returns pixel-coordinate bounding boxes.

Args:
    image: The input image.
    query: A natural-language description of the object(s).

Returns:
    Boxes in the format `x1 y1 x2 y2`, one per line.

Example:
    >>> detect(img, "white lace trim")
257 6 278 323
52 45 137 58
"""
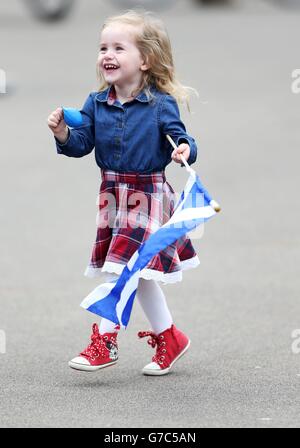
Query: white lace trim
84 256 200 285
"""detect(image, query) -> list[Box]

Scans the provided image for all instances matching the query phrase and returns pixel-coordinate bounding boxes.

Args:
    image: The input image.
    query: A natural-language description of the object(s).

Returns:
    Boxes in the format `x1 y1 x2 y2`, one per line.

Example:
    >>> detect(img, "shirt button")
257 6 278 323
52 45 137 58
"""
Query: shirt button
114 153 121 159
118 122 123 129
115 137 121 145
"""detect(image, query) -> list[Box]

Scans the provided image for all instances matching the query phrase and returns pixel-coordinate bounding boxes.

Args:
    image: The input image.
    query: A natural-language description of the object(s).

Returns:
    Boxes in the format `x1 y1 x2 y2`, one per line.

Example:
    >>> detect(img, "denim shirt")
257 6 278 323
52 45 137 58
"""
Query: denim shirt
55 84 198 173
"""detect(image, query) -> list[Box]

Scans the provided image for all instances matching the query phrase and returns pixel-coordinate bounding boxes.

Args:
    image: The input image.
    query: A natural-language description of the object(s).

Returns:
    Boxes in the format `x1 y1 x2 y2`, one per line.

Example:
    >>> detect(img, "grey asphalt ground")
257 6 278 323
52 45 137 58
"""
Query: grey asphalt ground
0 0 300 428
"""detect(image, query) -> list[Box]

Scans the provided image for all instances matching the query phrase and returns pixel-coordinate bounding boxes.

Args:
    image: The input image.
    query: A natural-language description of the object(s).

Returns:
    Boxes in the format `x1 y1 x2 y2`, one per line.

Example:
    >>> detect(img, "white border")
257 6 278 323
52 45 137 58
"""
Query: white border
84 255 200 285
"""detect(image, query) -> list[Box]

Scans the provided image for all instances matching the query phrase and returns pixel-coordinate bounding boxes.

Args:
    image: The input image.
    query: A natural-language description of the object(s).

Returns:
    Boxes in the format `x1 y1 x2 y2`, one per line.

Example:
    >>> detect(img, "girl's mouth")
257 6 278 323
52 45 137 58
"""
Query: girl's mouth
104 64 120 73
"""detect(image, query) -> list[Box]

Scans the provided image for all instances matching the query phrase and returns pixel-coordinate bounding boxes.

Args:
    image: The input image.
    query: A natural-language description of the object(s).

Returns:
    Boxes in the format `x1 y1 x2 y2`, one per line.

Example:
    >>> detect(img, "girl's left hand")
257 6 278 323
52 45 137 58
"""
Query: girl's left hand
171 143 190 164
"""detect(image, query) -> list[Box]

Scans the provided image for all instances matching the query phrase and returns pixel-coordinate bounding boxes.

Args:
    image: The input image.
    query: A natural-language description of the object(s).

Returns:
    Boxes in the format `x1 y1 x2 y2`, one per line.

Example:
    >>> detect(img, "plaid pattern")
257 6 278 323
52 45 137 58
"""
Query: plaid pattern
85 169 199 282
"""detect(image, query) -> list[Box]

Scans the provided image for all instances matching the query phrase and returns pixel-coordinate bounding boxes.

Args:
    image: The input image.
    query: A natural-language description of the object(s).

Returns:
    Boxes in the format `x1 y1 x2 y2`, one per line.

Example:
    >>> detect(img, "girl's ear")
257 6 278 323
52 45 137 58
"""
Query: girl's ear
140 59 150 71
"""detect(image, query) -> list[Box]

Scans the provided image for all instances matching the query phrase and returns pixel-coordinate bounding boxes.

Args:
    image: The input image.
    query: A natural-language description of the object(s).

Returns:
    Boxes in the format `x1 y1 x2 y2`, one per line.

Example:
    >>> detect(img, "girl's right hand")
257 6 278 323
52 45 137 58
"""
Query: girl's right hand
47 107 68 143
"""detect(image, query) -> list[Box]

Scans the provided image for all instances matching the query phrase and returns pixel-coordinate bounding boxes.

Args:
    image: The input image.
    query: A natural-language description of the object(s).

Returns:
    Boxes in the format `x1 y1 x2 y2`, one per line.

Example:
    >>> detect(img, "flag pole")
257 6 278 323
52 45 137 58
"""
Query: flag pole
166 134 221 213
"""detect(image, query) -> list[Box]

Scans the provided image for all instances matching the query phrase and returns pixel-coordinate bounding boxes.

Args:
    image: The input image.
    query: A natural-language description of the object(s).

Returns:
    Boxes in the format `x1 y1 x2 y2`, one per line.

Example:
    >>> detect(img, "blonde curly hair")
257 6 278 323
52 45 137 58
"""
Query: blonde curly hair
96 9 198 112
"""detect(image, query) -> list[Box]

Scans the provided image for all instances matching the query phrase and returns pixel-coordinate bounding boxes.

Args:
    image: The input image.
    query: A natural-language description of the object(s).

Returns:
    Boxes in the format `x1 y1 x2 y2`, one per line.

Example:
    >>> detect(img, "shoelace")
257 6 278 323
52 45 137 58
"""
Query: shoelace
138 330 167 365
81 323 109 360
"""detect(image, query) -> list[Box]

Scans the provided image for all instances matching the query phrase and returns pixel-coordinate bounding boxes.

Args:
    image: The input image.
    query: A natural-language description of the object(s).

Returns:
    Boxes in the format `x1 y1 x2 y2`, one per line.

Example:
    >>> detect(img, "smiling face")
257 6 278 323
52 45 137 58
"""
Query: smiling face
97 23 149 89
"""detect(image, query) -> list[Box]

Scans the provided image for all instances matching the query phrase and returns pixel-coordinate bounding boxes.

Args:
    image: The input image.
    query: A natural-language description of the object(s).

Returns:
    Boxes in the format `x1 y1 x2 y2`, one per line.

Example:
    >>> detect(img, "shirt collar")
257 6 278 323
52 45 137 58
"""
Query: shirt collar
95 84 154 105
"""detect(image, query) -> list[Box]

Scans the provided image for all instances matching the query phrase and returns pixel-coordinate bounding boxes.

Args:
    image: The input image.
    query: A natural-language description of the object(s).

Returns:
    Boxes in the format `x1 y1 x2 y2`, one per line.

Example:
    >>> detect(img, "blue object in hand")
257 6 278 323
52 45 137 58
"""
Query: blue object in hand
62 107 83 127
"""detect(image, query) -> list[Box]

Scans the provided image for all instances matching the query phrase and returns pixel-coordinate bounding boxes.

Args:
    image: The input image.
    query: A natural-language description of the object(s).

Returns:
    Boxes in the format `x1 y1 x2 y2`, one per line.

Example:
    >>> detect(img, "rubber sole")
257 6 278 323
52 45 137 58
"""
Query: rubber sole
142 339 191 376
68 359 118 372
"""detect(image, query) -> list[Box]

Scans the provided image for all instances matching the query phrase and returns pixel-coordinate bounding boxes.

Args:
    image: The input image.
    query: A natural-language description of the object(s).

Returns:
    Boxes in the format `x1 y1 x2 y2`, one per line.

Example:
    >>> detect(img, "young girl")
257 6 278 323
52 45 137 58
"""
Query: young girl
47 10 199 376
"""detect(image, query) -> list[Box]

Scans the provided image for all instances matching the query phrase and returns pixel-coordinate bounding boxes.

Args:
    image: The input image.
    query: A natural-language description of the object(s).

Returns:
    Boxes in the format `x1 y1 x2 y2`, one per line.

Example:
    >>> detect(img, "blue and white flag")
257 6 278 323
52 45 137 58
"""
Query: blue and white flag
80 169 218 327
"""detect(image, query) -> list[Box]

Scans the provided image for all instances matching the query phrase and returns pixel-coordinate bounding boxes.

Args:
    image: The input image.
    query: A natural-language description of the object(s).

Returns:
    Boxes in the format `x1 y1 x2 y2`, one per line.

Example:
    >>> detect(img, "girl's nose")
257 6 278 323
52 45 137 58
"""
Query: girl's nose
104 49 114 58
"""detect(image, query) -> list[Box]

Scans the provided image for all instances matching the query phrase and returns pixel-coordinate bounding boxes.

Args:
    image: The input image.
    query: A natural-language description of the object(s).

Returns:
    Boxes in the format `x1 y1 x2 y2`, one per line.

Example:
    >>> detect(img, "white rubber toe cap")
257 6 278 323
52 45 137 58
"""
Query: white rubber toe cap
69 356 118 372
69 356 90 366
144 362 161 371
142 362 169 376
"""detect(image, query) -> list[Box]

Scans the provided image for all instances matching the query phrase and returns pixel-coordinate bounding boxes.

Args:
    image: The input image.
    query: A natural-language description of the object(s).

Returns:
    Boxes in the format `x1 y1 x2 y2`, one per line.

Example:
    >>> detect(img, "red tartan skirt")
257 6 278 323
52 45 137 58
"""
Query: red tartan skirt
84 169 200 284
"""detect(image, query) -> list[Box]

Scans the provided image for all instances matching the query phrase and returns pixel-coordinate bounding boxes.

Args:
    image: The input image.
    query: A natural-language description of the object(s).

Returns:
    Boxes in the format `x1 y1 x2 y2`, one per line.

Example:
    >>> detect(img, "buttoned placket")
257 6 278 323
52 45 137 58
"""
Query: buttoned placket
109 100 126 163
97 87 150 166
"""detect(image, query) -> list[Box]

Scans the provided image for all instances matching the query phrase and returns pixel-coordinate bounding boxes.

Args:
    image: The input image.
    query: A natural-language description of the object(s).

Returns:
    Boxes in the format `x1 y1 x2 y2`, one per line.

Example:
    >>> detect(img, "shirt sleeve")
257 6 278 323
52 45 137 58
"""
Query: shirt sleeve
55 93 95 158
159 94 198 167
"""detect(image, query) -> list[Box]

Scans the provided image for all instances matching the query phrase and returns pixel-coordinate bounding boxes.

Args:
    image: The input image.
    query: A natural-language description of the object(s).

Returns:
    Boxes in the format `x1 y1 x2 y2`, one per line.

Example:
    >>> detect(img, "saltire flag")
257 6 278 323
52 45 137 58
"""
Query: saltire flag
80 168 218 328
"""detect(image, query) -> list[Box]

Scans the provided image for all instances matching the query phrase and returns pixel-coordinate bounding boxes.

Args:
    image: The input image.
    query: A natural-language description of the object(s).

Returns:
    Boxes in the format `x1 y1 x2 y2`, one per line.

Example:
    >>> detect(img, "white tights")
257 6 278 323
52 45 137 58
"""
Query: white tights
99 272 173 335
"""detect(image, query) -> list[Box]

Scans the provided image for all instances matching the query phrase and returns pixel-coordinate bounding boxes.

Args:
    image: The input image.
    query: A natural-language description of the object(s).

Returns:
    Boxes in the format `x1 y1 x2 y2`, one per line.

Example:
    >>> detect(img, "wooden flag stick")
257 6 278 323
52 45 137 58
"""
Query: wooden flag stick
166 134 191 171
166 134 221 213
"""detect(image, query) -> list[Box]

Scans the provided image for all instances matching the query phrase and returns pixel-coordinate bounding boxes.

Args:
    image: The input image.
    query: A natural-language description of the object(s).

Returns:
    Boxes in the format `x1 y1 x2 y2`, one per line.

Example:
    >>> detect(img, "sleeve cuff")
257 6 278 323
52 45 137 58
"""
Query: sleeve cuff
177 137 196 167
55 128 71 153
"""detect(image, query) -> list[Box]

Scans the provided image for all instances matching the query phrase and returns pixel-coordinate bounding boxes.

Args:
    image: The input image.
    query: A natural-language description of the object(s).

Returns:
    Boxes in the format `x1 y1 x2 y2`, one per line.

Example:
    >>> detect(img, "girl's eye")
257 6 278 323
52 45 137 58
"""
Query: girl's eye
99 47 123 52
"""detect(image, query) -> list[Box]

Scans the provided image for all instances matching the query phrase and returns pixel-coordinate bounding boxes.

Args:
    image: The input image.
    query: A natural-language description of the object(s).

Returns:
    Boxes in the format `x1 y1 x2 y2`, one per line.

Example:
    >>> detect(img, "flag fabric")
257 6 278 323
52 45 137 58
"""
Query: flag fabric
80 168 217 328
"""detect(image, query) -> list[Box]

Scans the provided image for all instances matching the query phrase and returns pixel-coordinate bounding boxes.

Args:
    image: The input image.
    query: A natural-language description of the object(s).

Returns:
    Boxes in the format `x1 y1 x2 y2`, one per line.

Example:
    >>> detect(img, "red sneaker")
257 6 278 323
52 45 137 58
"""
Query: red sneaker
138 324 190 376
69 323 118 372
